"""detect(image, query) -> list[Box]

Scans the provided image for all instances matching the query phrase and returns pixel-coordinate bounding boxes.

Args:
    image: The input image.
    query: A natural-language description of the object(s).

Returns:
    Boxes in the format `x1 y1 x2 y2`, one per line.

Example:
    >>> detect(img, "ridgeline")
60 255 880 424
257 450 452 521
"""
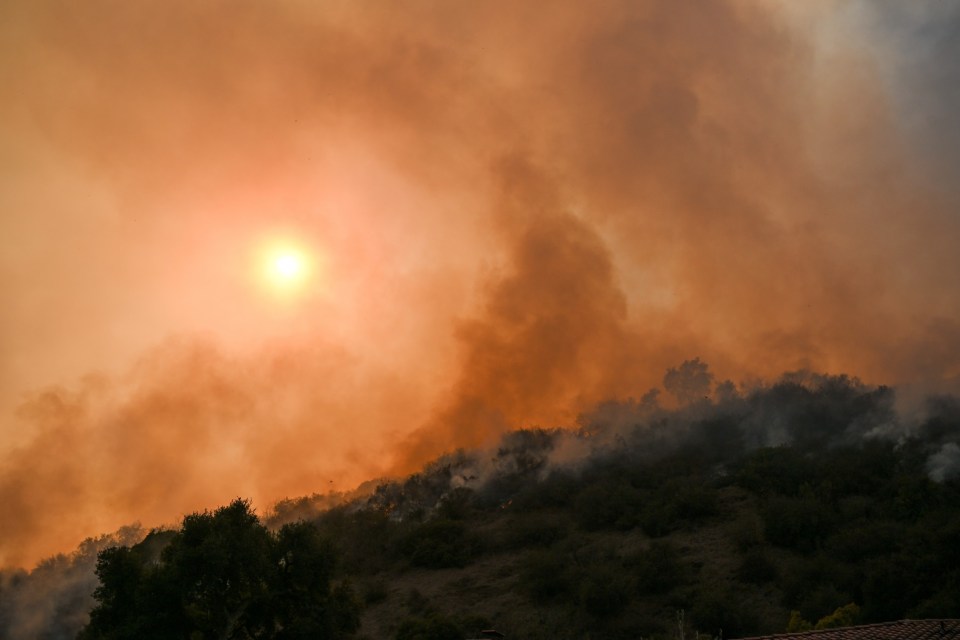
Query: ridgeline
3 367 960 639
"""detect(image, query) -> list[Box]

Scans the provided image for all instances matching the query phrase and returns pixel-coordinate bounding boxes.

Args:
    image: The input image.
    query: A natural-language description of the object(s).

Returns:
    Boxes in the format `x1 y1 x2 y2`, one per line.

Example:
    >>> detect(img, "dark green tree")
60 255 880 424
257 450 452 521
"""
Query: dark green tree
78 499 359 640
400 519 479 569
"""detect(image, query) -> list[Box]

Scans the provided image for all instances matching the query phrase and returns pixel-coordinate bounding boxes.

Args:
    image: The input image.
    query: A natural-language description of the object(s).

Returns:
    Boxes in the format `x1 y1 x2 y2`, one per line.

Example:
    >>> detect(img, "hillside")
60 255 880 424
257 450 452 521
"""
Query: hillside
3 368 960 639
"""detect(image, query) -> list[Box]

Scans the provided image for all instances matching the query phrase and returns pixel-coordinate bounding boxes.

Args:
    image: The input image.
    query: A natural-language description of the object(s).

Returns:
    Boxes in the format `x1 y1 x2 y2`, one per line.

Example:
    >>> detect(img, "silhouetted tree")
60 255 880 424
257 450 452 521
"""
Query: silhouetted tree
78 499 359 640
663 358 713 405
400 519 480 569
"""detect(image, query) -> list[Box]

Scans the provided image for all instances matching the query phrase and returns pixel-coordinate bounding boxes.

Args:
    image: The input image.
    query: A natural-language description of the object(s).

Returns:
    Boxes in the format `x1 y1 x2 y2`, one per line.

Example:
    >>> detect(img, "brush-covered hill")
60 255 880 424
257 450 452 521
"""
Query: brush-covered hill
3 367 960 639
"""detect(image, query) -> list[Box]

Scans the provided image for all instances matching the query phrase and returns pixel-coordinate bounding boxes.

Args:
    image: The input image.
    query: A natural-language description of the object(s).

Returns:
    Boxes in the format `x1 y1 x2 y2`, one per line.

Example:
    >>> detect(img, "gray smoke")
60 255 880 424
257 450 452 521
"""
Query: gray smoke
927 443 960 483
0 526 143 640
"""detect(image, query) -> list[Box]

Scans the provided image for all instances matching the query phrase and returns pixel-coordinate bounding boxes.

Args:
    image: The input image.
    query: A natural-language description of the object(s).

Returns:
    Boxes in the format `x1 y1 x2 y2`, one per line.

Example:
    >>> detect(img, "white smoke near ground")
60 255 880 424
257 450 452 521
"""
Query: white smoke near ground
927 443 960 483
363 362 959 524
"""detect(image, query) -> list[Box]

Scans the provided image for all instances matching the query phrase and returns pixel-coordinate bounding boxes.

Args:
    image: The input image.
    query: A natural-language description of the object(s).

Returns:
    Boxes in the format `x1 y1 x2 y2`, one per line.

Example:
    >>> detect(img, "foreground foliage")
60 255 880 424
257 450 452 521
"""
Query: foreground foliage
78 500 359 640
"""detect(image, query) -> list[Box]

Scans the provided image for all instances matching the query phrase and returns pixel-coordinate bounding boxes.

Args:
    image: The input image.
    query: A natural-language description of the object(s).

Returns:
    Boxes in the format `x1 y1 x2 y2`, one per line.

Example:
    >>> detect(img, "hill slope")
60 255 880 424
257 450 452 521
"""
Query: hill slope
3 370 960 639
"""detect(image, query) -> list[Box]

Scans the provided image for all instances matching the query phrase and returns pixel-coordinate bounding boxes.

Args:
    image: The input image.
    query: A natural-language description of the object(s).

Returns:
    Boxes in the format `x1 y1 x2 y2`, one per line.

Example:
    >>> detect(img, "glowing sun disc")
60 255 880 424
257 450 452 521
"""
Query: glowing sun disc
273 252 304 280
257 240 318 298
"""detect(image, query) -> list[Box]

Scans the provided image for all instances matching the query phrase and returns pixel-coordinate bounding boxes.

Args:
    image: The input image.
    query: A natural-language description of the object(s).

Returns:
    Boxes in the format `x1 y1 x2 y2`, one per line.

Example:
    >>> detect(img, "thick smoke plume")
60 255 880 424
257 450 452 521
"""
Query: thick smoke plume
397 158 632 471
1 0 959 569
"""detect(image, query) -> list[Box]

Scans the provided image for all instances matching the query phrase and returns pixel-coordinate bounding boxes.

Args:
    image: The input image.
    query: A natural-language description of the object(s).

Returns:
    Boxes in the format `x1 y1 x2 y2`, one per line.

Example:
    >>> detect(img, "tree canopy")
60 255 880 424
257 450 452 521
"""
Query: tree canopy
78 499 359 640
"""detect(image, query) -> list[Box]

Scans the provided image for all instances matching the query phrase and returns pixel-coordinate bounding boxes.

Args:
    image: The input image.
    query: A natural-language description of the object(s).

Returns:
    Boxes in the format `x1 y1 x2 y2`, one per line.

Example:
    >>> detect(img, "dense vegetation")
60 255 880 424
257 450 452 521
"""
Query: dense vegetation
79 500 359 640
287 372 960 639
3 367 960 639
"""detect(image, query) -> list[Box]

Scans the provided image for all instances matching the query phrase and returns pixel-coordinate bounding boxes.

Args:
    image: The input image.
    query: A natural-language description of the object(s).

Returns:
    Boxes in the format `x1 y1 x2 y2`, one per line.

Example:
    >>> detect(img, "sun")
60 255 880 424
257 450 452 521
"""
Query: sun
272 252 305 281
257 239 318 298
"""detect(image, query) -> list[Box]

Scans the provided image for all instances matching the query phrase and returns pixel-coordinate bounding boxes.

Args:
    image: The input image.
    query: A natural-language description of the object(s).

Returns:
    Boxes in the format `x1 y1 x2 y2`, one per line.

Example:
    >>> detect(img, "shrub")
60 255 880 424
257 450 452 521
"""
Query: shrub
395 613 463 640
672 482 719 522
435 488 475 521
733 447 817 497
787 611 813 633
797 585 852 624
519 549 575 603
361 579 389 605
579 567 632 619
502 513 568 550
762 495 836 551
574 481 642 531
629 541 686 595
515 471 581 509
690 590 758 639
401 520 480 569
814 603 860 630
737 548 778 584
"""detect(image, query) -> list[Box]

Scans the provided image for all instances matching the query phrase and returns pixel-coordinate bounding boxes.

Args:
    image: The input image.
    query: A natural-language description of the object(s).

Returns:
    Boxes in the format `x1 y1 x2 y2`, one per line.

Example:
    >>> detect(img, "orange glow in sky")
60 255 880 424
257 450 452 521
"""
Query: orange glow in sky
1 0 959 570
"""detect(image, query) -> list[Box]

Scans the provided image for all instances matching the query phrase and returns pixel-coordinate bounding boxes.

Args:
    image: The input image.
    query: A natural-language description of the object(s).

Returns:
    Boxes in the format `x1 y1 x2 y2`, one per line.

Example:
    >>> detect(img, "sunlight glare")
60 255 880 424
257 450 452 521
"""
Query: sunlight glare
257 239 319 300
273 252 304 280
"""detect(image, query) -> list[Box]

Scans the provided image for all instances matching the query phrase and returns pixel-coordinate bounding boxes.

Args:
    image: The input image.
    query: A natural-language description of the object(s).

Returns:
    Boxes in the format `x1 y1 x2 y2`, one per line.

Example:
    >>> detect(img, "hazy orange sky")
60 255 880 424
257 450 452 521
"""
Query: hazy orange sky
2 0 959 567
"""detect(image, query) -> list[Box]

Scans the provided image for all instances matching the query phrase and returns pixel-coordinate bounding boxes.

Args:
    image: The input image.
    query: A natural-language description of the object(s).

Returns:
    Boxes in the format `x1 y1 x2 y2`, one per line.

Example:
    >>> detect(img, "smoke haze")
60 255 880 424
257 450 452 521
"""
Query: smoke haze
1 0 959 566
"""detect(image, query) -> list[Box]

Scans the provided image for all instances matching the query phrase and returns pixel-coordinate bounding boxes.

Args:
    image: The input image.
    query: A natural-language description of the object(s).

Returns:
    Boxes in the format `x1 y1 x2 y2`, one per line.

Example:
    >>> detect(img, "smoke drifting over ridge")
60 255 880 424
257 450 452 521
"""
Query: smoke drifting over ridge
1 0 959 566
398 158 632 470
